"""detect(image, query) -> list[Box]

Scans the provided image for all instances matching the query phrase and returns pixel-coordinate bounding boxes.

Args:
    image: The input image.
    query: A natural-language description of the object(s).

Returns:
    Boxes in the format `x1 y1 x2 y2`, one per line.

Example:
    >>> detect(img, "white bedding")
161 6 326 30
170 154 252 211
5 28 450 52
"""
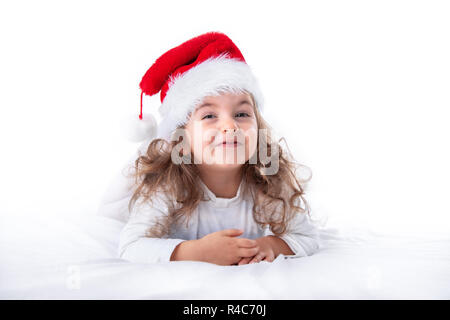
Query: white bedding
1 212 449 299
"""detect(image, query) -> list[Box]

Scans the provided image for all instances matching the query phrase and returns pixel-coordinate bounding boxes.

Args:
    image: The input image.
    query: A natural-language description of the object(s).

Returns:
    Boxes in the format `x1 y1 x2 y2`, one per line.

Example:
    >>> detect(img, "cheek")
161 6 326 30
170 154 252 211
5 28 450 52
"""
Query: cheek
246 131 258 154
188 125 216 156
243 121 258 146
244 119 258 132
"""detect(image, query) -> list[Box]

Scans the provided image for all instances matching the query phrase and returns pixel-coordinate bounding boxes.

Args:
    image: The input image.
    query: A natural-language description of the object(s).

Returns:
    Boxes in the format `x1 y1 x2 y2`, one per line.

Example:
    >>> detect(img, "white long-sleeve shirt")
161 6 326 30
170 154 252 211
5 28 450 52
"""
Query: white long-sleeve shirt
96 139 320 264
117 176 321 264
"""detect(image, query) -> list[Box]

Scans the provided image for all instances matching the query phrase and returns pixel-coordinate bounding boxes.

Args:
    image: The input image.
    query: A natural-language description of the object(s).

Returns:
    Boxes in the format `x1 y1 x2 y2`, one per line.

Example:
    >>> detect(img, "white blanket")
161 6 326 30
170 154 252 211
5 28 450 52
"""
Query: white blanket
1 212 449 299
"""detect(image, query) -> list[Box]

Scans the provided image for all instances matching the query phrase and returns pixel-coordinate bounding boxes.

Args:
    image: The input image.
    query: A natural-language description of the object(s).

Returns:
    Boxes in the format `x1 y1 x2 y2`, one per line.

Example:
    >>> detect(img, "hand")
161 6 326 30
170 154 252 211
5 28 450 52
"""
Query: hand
197 229 260 266
237 236 276 265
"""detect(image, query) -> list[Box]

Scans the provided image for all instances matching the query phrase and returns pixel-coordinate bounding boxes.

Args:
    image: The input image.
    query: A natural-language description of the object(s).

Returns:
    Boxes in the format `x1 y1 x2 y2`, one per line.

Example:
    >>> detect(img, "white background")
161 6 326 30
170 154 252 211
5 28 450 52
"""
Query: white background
1 0 449 235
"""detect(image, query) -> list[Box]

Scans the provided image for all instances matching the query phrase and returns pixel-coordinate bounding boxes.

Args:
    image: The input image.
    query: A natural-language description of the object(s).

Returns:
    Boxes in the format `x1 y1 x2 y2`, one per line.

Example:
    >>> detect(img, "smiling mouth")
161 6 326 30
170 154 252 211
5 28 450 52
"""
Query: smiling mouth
217 141 242 147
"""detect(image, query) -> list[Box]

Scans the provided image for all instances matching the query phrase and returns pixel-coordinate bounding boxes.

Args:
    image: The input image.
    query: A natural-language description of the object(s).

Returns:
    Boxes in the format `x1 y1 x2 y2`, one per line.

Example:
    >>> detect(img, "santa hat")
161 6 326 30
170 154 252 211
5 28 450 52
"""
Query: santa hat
125 31 265 142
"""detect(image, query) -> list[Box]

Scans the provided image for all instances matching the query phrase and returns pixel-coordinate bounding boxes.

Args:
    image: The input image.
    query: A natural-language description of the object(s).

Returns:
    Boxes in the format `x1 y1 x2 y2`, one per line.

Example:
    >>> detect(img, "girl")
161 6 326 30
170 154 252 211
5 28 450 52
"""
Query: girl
115 32 320 266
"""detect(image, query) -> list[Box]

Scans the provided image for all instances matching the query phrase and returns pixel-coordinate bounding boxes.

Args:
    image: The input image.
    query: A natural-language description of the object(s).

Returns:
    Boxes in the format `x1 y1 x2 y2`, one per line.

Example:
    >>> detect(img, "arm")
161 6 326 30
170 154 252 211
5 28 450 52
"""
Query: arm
169 239 202 261
237 234 296 265
263 210 321 259
238 196 321 265
265 235 295 256
98 139 188 263
118 193 187 264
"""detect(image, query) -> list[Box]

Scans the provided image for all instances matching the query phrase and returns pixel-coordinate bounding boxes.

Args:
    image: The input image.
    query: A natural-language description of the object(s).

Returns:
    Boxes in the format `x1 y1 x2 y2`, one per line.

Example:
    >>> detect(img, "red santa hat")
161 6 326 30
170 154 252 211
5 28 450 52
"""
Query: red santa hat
125 31 264 142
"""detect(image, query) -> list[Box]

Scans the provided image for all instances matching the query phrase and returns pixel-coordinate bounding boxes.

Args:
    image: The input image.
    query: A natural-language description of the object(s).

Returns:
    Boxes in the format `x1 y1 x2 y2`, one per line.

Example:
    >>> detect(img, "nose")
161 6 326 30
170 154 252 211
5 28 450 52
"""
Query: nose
220 115 239 133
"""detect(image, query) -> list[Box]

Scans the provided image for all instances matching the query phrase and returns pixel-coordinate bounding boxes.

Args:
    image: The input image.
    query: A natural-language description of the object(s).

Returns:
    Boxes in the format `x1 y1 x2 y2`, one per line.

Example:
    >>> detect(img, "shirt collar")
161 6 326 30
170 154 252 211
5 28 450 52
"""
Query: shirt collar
198 177 245 208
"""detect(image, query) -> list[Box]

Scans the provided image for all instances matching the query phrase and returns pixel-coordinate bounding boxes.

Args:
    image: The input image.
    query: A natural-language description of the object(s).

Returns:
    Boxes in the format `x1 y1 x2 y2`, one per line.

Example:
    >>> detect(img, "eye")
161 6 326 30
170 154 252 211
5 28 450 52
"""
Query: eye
201 114 216 120
236 112 250 118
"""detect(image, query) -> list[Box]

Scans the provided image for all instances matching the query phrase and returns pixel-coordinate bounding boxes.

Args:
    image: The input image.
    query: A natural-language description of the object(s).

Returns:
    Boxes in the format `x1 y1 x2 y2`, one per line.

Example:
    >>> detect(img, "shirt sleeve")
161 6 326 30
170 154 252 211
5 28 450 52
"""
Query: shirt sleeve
263 202 321 259
118 191 187 264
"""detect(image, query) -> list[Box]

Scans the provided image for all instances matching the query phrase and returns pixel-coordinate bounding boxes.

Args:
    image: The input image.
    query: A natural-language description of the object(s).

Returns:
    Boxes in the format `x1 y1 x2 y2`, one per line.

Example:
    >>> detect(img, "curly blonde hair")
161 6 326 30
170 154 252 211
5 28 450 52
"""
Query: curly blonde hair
126 92 312 238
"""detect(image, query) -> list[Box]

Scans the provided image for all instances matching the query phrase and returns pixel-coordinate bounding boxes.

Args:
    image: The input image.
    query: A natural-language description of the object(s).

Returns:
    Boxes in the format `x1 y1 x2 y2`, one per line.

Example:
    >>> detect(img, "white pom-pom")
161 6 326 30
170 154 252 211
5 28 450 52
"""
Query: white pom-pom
122 113 158 142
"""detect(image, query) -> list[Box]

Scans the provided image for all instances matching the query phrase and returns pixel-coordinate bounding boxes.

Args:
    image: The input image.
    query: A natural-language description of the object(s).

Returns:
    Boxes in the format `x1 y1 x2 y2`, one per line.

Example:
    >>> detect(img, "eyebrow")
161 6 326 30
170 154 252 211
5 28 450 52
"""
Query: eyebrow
196 99 253 111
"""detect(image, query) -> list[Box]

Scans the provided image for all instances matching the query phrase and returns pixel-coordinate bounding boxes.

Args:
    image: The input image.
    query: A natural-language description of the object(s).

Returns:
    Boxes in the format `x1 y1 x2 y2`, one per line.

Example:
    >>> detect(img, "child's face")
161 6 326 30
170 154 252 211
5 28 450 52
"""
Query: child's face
184 92 258 168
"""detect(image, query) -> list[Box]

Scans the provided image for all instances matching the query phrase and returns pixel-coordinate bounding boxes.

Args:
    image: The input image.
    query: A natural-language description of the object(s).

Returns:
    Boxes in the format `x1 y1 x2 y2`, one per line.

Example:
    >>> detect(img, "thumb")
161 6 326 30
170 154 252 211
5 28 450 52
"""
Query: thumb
221 229 244 237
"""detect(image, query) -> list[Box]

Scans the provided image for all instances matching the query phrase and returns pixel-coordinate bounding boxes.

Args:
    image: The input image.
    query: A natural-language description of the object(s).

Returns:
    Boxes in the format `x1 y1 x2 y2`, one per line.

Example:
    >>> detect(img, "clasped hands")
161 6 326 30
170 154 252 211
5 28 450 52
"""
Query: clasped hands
198 228 280 266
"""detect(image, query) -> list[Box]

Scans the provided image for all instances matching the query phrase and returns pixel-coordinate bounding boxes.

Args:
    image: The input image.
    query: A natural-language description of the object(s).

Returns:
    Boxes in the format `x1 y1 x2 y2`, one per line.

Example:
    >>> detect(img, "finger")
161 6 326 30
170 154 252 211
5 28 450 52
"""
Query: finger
239 246 259 258
238 257 253 265
236 238 258 248
262 255 274 262
220 229 243 237
265 253 275 262
249 252 266 264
